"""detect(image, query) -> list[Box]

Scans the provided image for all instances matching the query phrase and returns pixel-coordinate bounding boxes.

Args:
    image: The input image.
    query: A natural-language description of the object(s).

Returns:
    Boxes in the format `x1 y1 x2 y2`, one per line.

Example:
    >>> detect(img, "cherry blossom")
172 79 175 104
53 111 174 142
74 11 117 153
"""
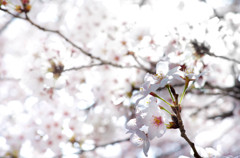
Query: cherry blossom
135 61 180 105
141 97 167 140
1 0 240 157
126 118 150 157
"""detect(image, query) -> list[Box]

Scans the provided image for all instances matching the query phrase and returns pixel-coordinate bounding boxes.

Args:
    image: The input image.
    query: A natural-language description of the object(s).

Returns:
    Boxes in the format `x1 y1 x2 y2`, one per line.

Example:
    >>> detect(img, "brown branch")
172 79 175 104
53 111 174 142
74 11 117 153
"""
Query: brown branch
127 51 153 73
206 51 240 64
191 39 240 64
190 90 240 100
190 98 219 117
63 63 103 72
0 8 25 20
52 138 130 158
0 77 20 82
0 8 147 72
156 143 187 158
176 109 202 158
139 0 147 6
207 110 234 120
0 14 19 34
84 138 130 153
189 82 240 100
205 82 240 93
169 86 202 158
63 62 144 72
207 104 236 120
23 13 99 60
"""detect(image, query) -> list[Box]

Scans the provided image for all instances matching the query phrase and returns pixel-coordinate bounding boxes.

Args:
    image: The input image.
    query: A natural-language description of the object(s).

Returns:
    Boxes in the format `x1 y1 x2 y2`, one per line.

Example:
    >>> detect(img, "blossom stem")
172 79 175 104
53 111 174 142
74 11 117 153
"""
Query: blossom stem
159 106 172 115
179 78 190 104
150 92 173 107
167 85 175 103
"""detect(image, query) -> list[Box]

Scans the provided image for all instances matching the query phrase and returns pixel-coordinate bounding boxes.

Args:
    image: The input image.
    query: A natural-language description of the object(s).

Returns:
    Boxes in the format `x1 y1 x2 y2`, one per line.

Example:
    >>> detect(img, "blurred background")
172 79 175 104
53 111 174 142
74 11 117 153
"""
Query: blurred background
0 0 240 157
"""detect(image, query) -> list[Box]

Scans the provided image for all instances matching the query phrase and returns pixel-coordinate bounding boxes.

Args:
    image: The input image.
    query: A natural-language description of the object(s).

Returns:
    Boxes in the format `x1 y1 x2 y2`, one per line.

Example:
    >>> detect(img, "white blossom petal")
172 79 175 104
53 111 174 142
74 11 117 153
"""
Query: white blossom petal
143 138 150 157
156 61 169 75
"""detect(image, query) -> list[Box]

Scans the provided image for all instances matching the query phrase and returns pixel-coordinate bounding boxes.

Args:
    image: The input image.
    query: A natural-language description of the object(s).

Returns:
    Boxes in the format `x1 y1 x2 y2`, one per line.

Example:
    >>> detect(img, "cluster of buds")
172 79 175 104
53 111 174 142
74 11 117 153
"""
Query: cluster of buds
47 59 64 79
126 61 203 157
191 40 210 58
15 0 31 13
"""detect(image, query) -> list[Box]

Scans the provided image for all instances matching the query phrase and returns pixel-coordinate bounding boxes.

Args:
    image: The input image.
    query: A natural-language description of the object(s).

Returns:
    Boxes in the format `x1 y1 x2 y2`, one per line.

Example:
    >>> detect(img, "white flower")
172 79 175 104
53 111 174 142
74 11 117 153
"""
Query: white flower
133 130 151 157
175 64 204 82
127 97 167 156
135 61 180 106
146 61 180 86
128 129 150 157
126 118 150 157
126 118 142 132
135 81 159 106
142 97 166 140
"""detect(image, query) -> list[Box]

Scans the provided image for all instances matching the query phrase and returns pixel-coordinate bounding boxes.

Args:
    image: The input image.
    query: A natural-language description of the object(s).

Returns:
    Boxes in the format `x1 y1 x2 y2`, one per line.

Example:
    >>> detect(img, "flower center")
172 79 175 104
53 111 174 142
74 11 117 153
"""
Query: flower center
185 68 194 74
155 73 164 79
154 73 165 84
152 115 163 126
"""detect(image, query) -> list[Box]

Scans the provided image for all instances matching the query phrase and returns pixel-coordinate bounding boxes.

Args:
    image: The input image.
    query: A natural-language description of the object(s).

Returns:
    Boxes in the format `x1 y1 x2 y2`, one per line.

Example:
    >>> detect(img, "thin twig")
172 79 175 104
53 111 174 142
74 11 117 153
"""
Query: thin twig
128 52 153 73
63 63 104 72
0 8 147 71
190 98 219 117
0 8 25 20
190 90 240 100
52 138 130 158
207 110 234 120
157 143 187 158
206 51 240 64
0 15 18 34
139 0 147 6
205 82 240 93
191 39 240 64
63 62 144 72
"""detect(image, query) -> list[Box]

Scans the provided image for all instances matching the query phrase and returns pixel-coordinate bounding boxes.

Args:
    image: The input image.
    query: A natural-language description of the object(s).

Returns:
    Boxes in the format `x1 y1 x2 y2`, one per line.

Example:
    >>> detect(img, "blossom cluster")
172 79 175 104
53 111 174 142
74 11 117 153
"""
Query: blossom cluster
0 0 240 157
126 61 204 156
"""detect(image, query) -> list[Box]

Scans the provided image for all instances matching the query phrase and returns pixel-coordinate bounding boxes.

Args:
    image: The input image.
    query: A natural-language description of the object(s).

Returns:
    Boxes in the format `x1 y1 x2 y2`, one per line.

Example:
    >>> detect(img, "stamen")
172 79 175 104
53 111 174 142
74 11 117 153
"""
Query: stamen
152 115 163 126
